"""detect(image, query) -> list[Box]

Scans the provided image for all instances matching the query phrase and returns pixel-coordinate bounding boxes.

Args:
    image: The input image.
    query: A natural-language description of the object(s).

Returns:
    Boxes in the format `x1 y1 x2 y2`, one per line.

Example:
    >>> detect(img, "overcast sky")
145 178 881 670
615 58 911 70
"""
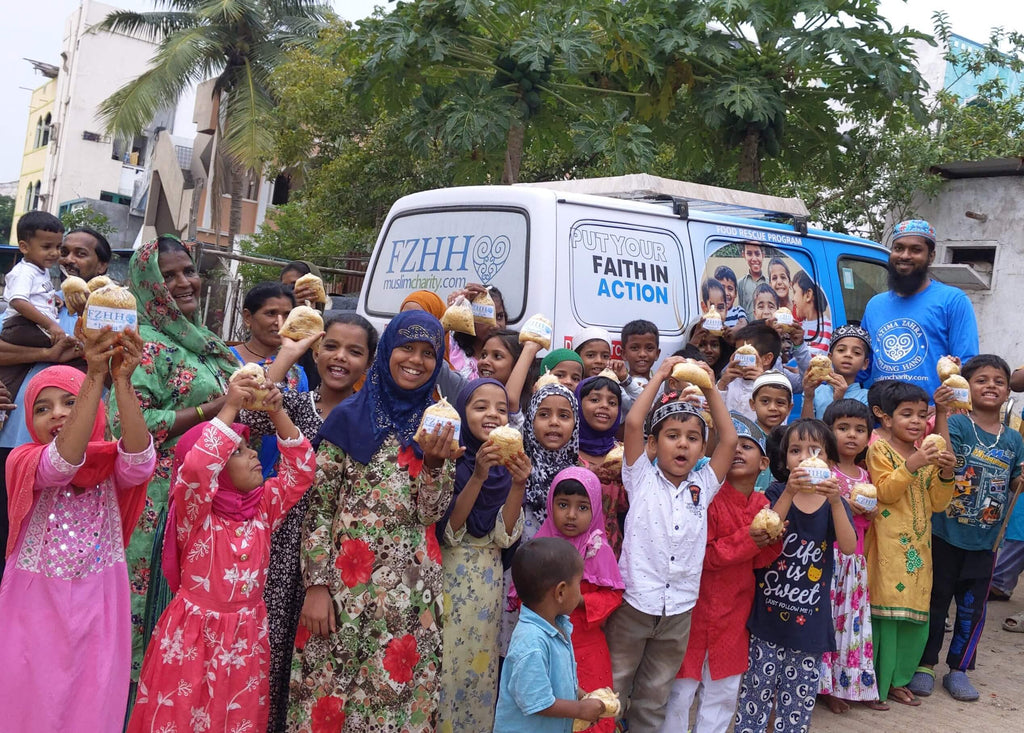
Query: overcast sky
2 0 1021 185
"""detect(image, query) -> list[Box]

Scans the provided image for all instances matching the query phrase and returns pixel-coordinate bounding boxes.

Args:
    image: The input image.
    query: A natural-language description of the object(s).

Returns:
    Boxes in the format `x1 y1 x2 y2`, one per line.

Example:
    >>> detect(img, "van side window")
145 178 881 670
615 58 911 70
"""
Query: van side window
836 256 888 327
701 239 832 358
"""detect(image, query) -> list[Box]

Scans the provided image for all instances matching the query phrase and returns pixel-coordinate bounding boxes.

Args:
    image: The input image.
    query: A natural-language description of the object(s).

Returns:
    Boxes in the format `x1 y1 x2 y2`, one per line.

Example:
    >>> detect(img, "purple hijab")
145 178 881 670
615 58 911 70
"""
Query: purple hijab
575 375 622 457
439 378 514 541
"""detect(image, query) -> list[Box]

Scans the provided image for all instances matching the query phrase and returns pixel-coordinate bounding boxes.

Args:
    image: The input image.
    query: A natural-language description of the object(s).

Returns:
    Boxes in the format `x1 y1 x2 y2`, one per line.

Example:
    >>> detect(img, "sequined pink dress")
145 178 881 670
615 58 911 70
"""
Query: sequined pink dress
0 439 156 733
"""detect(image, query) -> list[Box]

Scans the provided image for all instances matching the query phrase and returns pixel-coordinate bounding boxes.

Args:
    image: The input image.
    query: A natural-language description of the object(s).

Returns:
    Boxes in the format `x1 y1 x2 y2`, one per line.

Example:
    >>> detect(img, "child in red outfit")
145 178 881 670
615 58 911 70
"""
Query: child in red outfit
661 414 782 733
532 466 624 732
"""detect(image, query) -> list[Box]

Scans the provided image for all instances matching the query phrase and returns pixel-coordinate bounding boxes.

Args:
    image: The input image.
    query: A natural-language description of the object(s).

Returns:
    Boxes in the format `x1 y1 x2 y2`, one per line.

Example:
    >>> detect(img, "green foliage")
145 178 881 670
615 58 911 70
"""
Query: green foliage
59 206 116 236
0 196 13 242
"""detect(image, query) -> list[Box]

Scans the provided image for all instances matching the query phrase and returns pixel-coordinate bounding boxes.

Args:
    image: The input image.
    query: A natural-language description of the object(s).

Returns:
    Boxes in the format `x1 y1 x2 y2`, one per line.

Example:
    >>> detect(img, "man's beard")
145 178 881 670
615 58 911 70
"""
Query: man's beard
887 262 929 296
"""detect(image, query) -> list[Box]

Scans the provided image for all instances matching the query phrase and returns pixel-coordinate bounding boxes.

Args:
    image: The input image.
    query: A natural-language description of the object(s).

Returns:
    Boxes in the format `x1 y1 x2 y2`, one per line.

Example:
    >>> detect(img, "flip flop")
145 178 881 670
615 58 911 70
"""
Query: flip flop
1003 611 1024 632
863 699 891 711
887 687 922 707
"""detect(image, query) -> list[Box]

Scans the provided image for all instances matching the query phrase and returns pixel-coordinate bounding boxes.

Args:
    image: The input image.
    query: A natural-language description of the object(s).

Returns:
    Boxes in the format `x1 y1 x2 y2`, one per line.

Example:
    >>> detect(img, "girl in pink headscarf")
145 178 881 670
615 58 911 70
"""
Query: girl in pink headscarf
127 372 315 733
0 328 156 733
532 466 625 732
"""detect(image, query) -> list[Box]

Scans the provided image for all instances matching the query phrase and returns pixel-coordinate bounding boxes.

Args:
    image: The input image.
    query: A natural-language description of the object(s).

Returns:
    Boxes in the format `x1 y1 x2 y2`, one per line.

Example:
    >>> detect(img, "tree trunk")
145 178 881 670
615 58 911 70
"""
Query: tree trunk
738 126 762 187
502 122 525 184
228 160 244 251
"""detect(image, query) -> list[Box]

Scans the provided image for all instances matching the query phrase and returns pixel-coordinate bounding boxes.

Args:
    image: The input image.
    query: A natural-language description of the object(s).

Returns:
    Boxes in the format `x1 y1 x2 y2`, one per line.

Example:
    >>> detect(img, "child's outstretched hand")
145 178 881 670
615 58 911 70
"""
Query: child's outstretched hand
281 330 323 358
419 423 465 469
261 383 285 414
784 467 813 495
815 476 843 505
654 355 686 382
225 374 258 411
933 384 959 413
576 697 605 723
506 451 532 485
110 327 144 381
610 359 629 382
78 322 120 376
473 442 504 478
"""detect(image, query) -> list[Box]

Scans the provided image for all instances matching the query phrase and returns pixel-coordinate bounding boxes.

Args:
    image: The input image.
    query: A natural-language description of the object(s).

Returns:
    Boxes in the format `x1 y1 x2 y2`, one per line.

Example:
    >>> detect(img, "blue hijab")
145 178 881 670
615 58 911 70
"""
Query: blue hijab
317 311 445 464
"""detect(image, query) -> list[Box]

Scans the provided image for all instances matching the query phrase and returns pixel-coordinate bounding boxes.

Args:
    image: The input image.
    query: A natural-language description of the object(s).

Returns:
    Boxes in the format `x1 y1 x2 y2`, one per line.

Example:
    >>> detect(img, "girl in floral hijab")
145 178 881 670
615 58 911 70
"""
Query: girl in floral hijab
109 235 241 685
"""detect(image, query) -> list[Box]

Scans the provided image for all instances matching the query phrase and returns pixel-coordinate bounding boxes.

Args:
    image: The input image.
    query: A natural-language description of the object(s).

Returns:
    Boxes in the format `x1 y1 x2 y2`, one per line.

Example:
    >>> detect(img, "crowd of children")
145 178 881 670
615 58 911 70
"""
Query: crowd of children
3 233 1024 733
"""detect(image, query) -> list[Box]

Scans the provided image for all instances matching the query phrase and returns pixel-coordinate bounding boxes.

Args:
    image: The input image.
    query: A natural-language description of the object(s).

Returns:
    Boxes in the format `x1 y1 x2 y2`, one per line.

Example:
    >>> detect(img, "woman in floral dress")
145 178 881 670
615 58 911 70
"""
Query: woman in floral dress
238 314 378 733
438 378 530 732
288 311 459 732
110 235 240 682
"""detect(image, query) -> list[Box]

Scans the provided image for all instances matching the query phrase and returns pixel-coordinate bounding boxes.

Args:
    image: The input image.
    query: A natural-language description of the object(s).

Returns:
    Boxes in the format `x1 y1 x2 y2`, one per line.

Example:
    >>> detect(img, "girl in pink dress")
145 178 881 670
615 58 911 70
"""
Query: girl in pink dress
0 329 156 733
127 372 315 733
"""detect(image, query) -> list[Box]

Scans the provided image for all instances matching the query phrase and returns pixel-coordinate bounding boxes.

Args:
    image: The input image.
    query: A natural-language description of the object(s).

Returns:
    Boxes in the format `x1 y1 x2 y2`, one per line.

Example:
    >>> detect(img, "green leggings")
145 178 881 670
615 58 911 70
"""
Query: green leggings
871 616 929 699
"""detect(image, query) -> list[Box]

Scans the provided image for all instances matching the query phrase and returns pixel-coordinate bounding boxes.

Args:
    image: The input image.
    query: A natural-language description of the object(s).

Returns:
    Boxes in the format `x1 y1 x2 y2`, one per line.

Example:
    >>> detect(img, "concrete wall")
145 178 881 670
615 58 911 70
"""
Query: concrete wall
45 0 159 212
10 77 57 243
910 176 1024 359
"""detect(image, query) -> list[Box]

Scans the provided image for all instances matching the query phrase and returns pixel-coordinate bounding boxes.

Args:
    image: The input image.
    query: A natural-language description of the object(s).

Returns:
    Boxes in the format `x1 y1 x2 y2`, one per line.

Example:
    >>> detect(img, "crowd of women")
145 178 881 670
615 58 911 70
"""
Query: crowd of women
0 229 1021 733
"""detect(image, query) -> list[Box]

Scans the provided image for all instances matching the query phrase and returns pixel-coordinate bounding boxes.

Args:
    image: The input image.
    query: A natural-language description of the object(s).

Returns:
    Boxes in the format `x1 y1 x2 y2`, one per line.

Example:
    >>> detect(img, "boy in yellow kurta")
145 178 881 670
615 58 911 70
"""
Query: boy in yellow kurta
866 382 956 706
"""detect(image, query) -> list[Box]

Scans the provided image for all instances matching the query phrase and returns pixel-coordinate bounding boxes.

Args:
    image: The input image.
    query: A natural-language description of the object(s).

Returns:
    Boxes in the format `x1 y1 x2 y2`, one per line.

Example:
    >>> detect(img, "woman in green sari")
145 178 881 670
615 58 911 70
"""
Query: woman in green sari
110 236 240 687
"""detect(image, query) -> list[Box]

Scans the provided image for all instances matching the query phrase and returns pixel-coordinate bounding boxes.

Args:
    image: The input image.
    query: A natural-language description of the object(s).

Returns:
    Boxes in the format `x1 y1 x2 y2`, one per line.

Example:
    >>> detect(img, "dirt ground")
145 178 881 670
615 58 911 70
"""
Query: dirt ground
809 596 1024 733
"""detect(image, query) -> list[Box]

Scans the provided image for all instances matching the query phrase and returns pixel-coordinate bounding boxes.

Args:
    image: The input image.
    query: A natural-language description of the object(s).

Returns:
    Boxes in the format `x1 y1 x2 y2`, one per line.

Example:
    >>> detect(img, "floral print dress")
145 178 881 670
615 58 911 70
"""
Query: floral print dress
438 506 523 733
819 465 879 701
288 437 454 732
127 420 315 733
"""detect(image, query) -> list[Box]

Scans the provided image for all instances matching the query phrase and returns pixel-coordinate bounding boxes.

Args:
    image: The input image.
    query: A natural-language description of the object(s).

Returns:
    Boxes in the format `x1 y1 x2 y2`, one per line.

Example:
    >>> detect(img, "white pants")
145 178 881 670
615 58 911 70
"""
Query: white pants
660 655 742 733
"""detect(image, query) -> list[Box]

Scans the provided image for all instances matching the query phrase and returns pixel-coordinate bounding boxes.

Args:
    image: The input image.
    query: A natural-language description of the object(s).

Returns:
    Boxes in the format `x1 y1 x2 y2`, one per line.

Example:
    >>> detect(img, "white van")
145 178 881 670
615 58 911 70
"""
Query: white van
357 174 891 360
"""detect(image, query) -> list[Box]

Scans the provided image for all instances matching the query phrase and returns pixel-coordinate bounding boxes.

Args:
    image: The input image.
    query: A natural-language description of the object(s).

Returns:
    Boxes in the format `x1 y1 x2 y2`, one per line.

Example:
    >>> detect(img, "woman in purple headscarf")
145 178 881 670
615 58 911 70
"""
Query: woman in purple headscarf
436 378 532 732
575 374 629 557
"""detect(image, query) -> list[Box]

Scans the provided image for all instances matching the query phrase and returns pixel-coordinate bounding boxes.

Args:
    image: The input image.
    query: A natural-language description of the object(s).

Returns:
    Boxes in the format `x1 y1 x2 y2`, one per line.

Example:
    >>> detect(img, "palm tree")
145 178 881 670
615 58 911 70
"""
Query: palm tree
97 0 331 246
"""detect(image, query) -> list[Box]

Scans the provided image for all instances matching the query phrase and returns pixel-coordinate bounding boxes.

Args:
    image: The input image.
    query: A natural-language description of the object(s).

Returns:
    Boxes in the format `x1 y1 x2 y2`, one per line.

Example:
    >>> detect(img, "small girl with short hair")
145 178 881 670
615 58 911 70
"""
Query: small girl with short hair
818 400 883 712
530 467 624 733
735 419 857 733
128 374 315 732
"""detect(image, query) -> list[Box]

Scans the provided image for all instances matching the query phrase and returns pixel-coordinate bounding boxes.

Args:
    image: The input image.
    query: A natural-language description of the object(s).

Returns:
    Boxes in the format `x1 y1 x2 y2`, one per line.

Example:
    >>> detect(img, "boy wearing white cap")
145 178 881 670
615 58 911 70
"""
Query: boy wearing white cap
572 326 644 411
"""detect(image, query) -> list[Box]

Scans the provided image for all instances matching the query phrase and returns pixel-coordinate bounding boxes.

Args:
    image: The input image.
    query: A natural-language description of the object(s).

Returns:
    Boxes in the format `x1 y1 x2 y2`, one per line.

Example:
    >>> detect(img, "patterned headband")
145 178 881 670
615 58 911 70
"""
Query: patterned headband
645 393 708 439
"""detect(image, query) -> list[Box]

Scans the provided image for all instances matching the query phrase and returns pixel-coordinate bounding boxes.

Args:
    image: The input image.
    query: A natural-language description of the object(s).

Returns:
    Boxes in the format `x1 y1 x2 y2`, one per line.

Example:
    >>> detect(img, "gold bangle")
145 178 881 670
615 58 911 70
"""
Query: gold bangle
195 405 205 420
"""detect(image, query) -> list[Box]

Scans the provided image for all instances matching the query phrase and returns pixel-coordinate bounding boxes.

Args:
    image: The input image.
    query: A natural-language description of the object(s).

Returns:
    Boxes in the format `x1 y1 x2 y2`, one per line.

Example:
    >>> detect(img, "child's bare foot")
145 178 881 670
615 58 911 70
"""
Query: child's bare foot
863 699 890 711
822 694 850 713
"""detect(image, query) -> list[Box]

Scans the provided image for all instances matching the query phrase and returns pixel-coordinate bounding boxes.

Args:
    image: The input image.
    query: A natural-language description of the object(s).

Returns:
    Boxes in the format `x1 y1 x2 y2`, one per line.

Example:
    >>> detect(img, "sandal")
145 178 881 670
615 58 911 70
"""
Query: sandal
863 699 891 711
887 687 922 706
1002 611 1024 632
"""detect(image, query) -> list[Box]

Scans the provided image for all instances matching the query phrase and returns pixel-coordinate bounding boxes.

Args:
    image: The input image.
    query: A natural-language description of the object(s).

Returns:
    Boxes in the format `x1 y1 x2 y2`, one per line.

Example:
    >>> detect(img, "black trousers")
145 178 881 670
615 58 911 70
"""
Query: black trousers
921 534 995 671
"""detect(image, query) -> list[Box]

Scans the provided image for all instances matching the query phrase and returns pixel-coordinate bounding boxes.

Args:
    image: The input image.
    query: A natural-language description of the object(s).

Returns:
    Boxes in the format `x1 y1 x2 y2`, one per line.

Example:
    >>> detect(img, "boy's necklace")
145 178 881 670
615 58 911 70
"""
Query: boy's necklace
969 415 1003 449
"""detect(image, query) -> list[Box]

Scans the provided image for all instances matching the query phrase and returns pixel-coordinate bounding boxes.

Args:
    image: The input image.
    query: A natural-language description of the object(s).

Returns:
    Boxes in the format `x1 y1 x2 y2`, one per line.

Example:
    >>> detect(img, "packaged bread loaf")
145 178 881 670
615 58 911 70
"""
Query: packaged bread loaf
751 507 784 539
701 306 724 336
850 482 878 511
294 273 327 305
441 296 476 336
680 385 711 427
471 290 498 328
230 362 273 411
61 276 90 316
922 433 947 453
83 285 138 337
670 360 713 390
807 354 833 384
597 368 620 383
487 425 523 464
734 343 758 369
87 275 113 292
937 355 960 381
572 688 621 732
533 371 561 391
279 305 324 341
773 306 795 326
799 451 831 487
414 398 461 452
602 444 624 468
943 374 971 410
519 314 553 349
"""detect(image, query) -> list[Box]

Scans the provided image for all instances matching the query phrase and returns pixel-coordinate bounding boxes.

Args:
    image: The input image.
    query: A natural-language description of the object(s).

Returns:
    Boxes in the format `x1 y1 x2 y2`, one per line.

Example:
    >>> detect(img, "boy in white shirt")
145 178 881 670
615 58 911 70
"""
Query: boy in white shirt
605 356 737 733
2 211 64 349
716 322 781 421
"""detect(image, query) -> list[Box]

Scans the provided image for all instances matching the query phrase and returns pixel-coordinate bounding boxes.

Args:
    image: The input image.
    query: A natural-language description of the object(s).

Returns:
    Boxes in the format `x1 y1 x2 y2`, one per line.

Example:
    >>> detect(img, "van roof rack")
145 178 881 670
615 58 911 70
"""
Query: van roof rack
518 173 810 222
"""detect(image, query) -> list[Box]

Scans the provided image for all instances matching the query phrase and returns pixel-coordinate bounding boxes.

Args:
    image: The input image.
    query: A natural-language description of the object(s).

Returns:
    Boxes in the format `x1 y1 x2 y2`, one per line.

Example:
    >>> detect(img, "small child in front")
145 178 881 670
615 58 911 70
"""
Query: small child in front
661 414 782 733
127 373 316 732
735 419 857 733
606 355 737 733
495 536 607 733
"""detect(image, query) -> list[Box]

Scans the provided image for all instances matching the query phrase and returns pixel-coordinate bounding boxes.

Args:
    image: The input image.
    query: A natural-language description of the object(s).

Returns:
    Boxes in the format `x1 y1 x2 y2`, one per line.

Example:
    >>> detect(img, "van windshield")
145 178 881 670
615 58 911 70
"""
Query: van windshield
364 207 529 321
